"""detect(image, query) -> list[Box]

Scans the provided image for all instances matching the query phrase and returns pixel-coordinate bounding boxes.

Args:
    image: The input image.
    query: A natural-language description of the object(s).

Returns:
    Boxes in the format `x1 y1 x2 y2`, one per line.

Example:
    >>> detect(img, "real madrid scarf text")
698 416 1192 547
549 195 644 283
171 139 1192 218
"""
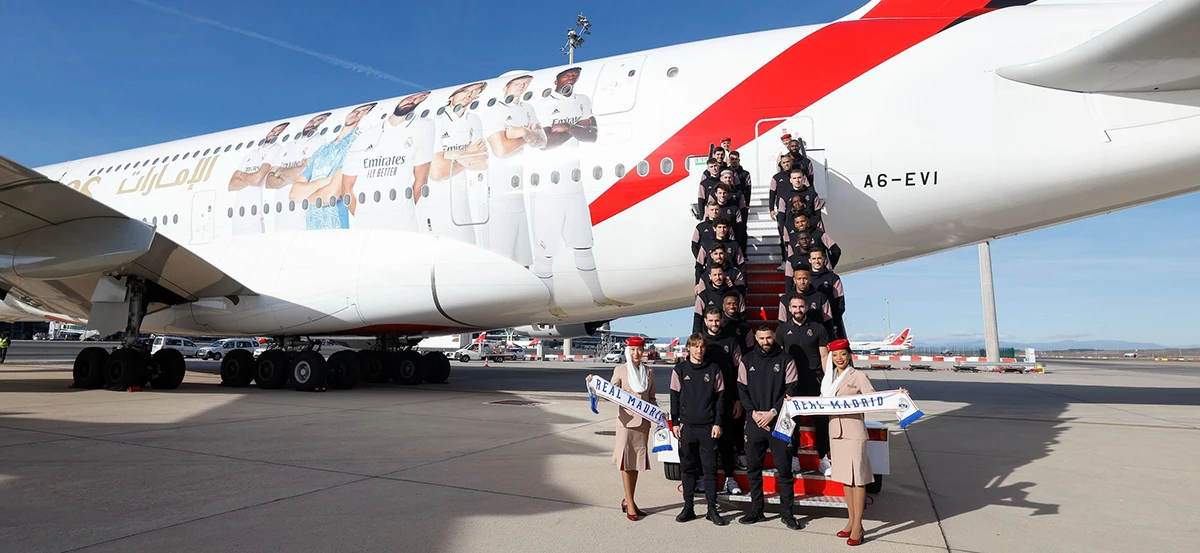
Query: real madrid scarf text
771 390 924 443
587 376 672 453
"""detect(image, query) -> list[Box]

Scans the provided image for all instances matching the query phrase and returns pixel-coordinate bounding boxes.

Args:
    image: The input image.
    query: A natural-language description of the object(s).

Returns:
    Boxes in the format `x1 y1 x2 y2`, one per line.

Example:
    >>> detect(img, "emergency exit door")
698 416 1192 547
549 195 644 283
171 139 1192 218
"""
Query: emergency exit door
190 189 215 245
591 55 646 115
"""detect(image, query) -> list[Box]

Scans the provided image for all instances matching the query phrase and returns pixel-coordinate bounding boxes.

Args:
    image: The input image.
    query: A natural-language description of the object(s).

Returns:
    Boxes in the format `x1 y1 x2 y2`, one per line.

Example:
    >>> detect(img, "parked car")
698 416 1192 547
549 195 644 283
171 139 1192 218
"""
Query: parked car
196 338 259 360
32 332 48 340
151 336 200 357
602 351 626 364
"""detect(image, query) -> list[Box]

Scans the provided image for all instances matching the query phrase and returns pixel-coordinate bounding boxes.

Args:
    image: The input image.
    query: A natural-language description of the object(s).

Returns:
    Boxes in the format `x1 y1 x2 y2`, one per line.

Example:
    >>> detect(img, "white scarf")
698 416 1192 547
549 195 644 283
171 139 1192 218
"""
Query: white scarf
820 355 849 397
624 351 650 393
587 375 672 452
771 390 925 442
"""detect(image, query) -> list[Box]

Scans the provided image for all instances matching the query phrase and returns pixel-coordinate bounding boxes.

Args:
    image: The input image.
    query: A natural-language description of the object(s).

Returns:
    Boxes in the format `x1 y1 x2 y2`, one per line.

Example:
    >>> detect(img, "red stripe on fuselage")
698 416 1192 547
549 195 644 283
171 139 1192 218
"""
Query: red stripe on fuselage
588 2 989 226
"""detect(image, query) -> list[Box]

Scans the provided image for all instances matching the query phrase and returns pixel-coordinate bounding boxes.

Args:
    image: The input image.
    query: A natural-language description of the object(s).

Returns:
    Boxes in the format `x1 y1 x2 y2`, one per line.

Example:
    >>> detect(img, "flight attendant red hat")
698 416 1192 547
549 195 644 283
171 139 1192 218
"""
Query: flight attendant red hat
827 339 851 352
626 336 646 347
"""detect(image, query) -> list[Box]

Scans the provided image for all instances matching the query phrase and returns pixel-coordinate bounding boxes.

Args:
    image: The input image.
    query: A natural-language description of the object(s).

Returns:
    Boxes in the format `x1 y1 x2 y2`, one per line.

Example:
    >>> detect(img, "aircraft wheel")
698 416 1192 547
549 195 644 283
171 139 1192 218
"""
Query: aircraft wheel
393 351 425 385
220 349 256 387
358 350 392 384
255 350 290 389
327 350 361 390
149 349 186 389
423 352 451 384
866 475 883 494
72 347 108 389
104 348 148 389
292 351 328 391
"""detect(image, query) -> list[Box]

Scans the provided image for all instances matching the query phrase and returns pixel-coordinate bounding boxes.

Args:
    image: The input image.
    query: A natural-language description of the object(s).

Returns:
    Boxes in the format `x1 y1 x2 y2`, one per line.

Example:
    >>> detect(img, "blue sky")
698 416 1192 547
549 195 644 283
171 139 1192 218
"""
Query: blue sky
3 0 1198 346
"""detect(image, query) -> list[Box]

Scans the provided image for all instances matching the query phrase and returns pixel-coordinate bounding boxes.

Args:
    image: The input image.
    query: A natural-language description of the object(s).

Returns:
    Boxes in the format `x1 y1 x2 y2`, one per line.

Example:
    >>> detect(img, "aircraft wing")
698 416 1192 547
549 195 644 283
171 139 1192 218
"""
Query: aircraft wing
0 155 251 323
997 0 1200 93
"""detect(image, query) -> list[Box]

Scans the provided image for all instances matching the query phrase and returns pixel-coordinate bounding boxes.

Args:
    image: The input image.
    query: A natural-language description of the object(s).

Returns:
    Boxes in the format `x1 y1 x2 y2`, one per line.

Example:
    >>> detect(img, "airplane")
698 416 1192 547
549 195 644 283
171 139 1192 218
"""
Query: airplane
4 0 1200 393
851 329 913 354
1124 350 1139 358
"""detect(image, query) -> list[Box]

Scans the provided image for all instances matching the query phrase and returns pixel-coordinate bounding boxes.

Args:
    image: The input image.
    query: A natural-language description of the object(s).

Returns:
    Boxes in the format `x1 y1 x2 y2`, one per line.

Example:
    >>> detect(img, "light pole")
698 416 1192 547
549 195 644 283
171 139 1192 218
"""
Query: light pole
560 14 592 64
885 299 891 338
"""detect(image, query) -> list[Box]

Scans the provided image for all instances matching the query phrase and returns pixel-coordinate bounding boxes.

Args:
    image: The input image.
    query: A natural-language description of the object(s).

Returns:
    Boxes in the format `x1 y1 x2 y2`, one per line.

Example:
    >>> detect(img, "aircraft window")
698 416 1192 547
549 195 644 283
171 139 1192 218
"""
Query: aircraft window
550 171 561 184
142 218 148 223
592 166 602 180
173 154 180 161
144 159 150 166
182 152 190 160
281 134 289 143
248 140 256 147
194 150 201 157
252 205 259 216
224 145 231 152
389 188 398 201
238 207 245 217
88 169 95 176
152 216 158 225
153 158 160 164
667 67 679 78
227 208 233 218
628 70 636 77
523 91 533 101
288 200 294 212
276 202 282 213
133 162 140 168
319 128 328 136
420 109 430 118
294 132 302 140
358 192 366 204
314 197 323 208
203 149 211 156
302 199 309 210
263 203 270 214
487 98 497 107
530 173 540 186
123 163 131 170
173 214 178 224
235 143 243 151
469 100 479 110
163 214 169 225
637 160 649 177
510 175 520 188
341 194 349 206
571 168 581 182
371 190 380 203
660 157 673 175
542 88 552 98
615 163 626 178
257 140 264 147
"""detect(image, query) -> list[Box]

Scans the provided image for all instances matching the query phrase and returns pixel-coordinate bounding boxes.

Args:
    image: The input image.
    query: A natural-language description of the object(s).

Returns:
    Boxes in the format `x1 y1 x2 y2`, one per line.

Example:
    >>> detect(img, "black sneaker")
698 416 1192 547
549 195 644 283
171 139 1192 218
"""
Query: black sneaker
738 511 765 525
707 510 728 526
781 513 802 530
676 507 697 523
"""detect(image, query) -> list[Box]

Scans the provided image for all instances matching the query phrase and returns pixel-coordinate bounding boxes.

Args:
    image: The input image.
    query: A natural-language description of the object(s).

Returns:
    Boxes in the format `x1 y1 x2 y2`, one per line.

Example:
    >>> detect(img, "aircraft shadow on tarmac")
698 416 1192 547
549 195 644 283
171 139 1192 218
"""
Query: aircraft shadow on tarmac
856 377 1200 541
0 370 610 553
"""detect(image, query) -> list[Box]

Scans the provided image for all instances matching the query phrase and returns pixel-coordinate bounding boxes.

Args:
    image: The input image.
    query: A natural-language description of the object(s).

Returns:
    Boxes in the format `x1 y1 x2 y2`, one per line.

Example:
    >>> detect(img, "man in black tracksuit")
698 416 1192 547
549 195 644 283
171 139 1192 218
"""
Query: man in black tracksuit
778 295 832 459
809 249 847 340
722 291 754 353
702 308 745 496
701 244 746 295
736 325 801 529
694 265 741 333
695 158 724 215
695 219 745 276
777 269 834 338
691 202 721 261
671 334 729 526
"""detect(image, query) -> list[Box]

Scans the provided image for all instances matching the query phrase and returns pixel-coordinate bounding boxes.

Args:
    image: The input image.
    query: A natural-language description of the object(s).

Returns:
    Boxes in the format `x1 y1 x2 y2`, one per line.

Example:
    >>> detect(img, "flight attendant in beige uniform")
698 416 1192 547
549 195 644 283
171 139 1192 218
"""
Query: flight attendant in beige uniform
587 336 655 521
823 338 874 546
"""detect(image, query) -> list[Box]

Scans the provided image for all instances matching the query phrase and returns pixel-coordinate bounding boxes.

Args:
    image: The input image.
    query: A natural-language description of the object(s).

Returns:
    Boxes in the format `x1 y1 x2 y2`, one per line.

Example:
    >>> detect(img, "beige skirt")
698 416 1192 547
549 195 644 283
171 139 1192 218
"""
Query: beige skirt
612 421 651 471
830 437 873 486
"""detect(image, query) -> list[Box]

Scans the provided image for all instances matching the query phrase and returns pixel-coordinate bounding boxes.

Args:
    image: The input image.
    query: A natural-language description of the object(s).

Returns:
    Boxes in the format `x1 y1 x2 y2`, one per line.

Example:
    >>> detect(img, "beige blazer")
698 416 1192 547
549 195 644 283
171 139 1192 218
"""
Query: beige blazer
611 363 657 429
828 366 876 440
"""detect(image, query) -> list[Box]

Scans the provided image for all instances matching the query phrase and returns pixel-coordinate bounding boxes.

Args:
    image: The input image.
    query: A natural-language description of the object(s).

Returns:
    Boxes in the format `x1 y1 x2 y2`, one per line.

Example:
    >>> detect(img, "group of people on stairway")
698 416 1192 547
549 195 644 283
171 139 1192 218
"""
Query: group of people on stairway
593 135 881 546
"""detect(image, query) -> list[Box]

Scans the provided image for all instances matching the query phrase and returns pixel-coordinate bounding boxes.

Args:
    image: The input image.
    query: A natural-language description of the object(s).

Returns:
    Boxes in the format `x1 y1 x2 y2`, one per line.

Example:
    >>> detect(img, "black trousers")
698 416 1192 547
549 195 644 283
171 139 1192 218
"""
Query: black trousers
0 347 7 362
679 424 719 508
812 415 831 458
744 421 795 511
717 406 745 478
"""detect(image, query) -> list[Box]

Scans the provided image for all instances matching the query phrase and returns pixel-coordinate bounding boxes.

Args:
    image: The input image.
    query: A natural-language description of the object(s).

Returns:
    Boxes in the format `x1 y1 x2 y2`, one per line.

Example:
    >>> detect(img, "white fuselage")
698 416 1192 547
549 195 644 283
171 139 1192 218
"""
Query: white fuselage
29 1 1200 337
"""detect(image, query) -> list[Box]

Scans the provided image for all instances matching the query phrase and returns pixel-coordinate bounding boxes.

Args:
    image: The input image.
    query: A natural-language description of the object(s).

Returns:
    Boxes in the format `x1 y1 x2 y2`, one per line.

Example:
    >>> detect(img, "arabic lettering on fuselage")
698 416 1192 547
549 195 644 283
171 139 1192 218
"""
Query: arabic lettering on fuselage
66 155 221 199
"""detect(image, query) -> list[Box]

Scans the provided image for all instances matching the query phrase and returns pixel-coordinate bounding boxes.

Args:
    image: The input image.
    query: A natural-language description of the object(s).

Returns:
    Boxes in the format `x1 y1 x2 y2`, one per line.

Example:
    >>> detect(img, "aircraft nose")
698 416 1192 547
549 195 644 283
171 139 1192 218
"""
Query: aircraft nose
432 237 550 328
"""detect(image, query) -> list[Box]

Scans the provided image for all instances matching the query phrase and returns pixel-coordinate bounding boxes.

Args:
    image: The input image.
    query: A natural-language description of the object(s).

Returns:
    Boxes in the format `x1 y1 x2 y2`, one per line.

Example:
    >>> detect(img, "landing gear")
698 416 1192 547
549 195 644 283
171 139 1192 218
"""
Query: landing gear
359 350 392 383
291 350 328 391
220 349 256 388
327 350 361 390
423 352 451 384
254 350 290 389
149 349 186 389
72 347 108 389
105 343 148 389
393 350 426 385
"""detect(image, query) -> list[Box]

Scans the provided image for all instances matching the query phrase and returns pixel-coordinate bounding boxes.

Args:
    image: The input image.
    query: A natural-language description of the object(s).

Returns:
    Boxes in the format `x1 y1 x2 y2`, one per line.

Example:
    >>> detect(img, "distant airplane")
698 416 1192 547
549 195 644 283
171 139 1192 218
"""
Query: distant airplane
1124 350 1139 358
852 329 913 354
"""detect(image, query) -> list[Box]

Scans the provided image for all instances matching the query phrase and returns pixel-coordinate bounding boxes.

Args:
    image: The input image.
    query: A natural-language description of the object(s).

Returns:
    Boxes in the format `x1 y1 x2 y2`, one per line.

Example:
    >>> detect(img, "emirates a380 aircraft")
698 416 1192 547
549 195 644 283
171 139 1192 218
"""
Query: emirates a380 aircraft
3 0 1199 390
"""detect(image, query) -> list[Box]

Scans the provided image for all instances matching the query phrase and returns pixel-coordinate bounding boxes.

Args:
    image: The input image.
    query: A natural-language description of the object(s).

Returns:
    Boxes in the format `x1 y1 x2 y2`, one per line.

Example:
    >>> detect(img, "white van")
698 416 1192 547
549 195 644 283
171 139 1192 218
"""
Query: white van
151 336 200 357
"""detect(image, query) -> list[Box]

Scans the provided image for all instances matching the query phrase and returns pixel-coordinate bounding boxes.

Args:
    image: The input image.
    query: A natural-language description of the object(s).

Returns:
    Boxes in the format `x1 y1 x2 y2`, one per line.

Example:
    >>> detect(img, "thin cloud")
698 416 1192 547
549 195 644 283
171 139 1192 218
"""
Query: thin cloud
130 0 427 90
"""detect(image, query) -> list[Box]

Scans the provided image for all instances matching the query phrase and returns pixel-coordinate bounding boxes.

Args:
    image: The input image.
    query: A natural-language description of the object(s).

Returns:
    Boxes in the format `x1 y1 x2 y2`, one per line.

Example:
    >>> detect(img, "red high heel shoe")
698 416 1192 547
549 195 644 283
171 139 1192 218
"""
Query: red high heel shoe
620 499 646 520
836 531 852 538
846 535 863 546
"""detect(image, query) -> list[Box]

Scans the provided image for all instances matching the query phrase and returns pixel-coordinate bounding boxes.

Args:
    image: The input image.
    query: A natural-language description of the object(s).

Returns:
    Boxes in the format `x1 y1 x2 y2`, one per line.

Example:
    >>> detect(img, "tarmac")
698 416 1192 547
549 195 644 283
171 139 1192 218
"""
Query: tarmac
1 352 1198 552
